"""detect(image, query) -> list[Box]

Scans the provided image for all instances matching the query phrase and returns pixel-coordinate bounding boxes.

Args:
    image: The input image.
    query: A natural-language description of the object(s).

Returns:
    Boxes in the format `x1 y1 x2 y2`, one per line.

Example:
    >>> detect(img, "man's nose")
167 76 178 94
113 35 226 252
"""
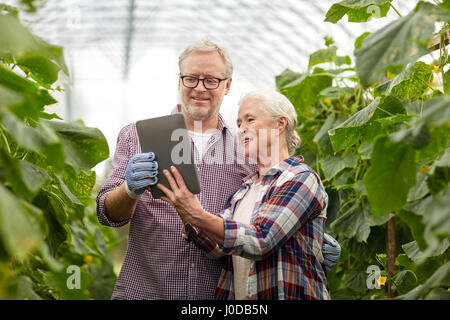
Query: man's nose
193 79 207 91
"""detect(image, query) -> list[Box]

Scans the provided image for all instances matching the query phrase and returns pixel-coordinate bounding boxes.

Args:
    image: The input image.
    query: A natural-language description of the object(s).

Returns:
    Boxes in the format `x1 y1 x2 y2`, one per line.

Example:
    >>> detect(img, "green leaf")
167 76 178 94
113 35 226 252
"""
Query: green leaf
33 191 69 256
402 241 426 262
397 209 427 251
16 275 42 300
279 67 333 113
0 65 56 120
390 96 450 159
324 188 340 227
342 269 368 292
275 69 302 90
0 12 68 76
421 186 450 250
395 254 411 268
390 123 432 150
391 270 418 294
418 94 450 128
407 171 429 202
0 184 44 259
0 84 25 107
417 126 448 162
320 86 354 100
43 120 109 170
354 32 371 52
17 55 60 85
0 149 49 201
357 143 373 160
330 203 371 242
424 287 450 299
328 96 403 152
369 211 393 226
397 261 450 299
444 70 450 94
363 136 416 216
0 108 66 170
375 114 414 127
313 113 336 156
44 267 92 300
355 2 450 85
325 0 392 24
39 111 63 120
440 0 450 10
329 98 380 152
309 46 337 67
405 99 423 116
335 55 352 66
320 154 358 180
384 62 434 101
63 170 96 206
402 234 449 264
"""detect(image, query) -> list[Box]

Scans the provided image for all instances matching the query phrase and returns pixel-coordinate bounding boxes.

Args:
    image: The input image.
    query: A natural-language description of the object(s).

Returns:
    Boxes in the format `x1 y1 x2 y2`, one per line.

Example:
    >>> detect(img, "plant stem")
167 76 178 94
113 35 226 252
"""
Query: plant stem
0 127 11 154
390 4 402 17
440 31 449 91
387 217 397 298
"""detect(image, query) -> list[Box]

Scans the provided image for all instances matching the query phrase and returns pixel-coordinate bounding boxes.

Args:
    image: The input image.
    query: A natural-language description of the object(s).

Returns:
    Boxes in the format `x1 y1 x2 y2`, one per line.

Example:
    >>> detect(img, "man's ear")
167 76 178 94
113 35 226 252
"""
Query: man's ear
224 78 232 95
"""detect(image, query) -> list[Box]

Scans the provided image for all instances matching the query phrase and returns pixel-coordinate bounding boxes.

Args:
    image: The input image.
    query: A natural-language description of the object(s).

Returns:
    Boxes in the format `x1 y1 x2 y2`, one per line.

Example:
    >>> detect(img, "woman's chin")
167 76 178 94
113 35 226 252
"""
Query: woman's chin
244 147 258 162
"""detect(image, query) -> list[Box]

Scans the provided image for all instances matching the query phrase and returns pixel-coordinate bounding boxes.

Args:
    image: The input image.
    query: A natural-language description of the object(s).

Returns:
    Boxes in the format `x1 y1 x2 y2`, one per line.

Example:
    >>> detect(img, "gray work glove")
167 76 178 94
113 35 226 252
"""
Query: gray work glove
322 233 341 273
125 152 158 199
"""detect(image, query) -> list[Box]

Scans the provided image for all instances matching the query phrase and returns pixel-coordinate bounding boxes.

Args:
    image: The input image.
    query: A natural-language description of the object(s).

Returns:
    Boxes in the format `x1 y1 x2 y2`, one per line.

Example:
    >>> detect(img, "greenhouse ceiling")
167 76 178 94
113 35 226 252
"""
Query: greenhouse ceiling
2 0 420 174
8 0 417 81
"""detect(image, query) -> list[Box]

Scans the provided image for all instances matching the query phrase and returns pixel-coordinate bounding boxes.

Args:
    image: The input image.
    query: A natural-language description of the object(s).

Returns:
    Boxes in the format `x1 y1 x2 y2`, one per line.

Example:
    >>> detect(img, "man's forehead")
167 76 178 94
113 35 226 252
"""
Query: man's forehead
181 51 226 75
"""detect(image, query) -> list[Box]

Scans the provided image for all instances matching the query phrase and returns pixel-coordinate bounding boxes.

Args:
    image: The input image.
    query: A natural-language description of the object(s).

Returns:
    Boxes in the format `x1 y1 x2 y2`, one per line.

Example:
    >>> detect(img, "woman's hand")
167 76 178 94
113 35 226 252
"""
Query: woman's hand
157 166 205 225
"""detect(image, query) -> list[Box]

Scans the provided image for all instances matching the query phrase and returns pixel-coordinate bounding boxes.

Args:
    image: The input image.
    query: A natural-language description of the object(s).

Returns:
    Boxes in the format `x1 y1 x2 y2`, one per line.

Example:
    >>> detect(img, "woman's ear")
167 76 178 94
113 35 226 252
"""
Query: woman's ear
278 116 287 133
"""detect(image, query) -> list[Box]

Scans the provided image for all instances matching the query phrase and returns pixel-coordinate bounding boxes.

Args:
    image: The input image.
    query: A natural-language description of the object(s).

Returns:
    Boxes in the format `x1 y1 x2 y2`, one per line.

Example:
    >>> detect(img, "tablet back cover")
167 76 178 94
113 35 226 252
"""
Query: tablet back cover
135 113 201 199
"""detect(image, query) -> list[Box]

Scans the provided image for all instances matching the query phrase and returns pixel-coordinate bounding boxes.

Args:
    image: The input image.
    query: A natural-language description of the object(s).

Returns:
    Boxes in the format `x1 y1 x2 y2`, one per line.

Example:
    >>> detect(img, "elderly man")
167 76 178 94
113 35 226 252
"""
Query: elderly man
96 39 340 300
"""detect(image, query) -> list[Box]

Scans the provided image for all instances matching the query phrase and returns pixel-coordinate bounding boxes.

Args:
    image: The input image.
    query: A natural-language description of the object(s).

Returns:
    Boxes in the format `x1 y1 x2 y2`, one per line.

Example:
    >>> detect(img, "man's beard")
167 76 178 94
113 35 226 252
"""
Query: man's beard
182 102 214 121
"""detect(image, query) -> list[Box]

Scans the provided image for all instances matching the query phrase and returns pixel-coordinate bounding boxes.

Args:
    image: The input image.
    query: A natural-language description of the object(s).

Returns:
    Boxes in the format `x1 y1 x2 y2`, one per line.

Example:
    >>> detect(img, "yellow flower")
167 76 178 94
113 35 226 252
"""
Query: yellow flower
433 65 441 74
84 255 93 264
378 276 387 286
324 99 331 105
419 165 430 174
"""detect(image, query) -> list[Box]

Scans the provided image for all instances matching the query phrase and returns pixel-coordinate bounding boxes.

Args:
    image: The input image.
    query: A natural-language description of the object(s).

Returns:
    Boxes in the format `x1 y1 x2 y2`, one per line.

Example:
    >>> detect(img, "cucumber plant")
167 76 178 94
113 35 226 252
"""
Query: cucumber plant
277 0 450 299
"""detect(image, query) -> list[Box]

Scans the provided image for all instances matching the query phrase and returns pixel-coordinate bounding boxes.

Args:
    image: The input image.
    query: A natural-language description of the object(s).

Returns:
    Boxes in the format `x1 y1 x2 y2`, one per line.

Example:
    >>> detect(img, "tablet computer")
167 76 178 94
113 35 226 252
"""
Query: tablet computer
135 113 201 199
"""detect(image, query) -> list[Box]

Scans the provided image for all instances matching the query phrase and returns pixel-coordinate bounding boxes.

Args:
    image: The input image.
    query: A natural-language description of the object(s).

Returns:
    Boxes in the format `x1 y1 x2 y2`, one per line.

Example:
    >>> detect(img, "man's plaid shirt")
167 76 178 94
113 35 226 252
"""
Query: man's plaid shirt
185 156 331 300
97 106 256 299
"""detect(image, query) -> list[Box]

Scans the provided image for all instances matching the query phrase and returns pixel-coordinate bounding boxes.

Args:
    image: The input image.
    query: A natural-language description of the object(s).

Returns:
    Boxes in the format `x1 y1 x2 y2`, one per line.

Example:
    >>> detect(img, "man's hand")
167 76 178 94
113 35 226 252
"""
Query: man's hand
322 233 341 273
125 152 158 199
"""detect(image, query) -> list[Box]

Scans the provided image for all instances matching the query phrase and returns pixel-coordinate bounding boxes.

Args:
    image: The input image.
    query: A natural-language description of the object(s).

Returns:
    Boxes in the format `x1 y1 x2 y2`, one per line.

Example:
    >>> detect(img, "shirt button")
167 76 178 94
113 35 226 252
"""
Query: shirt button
191 263 195 268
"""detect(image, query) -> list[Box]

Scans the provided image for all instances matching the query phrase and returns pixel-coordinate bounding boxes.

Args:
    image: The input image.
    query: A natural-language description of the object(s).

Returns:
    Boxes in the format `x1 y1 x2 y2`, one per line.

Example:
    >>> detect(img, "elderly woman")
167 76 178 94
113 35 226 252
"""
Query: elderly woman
158 90 331 300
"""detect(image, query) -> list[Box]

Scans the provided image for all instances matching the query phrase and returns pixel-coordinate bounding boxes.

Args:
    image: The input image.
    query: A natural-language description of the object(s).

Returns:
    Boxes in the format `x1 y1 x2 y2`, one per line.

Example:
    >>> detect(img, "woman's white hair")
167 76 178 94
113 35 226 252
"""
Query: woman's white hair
238 90 301 155
178 39 233 78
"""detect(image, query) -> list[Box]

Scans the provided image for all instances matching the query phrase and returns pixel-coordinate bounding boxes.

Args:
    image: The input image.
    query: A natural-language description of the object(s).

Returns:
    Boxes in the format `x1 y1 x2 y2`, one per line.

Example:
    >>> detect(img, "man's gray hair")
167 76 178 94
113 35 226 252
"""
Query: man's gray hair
178 39 233 78
238 90 301 155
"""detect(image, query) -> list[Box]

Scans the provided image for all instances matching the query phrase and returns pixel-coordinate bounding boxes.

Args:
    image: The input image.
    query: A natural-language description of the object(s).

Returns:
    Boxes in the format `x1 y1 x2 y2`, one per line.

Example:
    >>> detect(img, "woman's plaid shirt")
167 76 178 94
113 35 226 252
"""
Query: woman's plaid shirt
185 156 331 300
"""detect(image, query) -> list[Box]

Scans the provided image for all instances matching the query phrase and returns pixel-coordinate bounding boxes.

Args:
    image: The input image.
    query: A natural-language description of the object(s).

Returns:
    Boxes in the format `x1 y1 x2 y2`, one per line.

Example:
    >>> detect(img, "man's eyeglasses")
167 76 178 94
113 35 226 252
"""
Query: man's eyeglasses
180 75 228 90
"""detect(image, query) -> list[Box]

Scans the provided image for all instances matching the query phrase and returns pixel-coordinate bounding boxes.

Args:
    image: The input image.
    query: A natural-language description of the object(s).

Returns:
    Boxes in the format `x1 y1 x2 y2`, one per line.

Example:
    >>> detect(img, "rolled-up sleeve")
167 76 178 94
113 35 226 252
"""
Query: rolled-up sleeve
221 171 326 260
96 123 136 228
